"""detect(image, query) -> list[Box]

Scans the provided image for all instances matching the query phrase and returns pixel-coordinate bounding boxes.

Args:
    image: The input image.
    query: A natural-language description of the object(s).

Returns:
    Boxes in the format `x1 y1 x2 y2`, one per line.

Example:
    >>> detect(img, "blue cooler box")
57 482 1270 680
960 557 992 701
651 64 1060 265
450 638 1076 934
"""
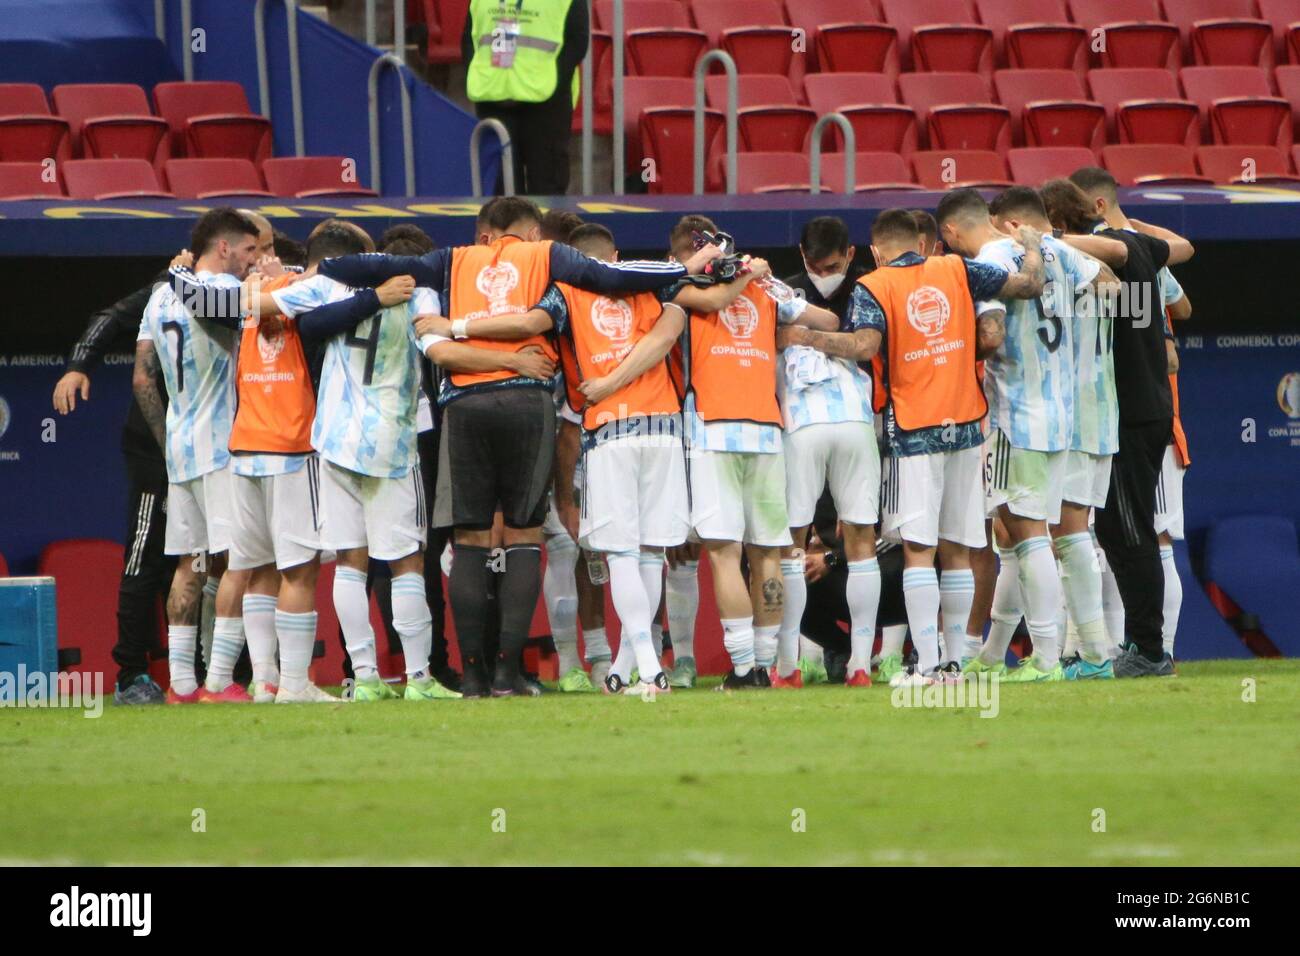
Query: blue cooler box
0 576 58 702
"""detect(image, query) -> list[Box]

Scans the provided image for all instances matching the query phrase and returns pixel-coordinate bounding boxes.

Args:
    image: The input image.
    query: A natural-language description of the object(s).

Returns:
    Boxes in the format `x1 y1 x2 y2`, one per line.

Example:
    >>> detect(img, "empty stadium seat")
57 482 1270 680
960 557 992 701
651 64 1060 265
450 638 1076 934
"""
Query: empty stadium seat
1071 0 1180 69
977 0 1087 70
1101 143 1213 183
721 26 800 76
625 28 709 77
1274 64 1300 127
725 151 812 192
738 105 817 151
152 81 273 164
900 71 1011 151
804 73 919 153
0 161 65 199
1163 0 1272 67
61 158 173 199
261 157 379 198
641 106 724 192
1089 68 1200 146
1196 144 1300 182
705 75 798 109
37 539 123 683
995 69 1105 149
52 83 168 168
690 0 787 45
820 150 923 191
622 77 695 157
416 0 470 65
1181 66 1291 147
163 158 274 199
881 0 994 75
0 83 70 163
911 149 1013 187
1205 515 1300 656
786 0 897 73
1006 146 1099 182
595 0 690 31
1259 0 1300 62
579 31 613 134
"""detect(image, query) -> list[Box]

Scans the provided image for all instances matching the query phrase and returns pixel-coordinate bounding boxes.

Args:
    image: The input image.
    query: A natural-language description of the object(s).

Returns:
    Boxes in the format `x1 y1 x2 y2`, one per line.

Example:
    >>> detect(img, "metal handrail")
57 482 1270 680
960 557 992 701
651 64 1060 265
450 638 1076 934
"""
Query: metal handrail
470 118 516 197
694 50 737 196
810 112 856 194
394 0 406 66
368 53 416 196
155 0 166 42
365 0 376 47
581 0 593 195
611 0 625 194
255 0 306 156
181 0 194 80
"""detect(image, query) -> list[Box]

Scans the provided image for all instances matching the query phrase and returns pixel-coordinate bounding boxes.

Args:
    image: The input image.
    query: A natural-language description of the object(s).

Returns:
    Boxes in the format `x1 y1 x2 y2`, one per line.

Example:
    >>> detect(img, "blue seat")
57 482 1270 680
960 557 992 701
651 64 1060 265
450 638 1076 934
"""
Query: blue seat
1169 540 1252 660
1205 515 1300 656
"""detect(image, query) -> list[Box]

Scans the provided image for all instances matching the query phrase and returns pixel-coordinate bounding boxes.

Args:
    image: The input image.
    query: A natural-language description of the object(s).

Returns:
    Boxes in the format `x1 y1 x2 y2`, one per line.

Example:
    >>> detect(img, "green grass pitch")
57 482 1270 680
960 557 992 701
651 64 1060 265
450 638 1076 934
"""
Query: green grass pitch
2 660 1298 866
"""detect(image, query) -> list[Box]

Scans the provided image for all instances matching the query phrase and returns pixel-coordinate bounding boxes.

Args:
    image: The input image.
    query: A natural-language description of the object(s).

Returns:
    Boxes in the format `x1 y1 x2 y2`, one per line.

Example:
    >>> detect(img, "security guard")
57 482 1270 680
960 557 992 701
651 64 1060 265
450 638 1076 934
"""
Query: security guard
462 0 589 195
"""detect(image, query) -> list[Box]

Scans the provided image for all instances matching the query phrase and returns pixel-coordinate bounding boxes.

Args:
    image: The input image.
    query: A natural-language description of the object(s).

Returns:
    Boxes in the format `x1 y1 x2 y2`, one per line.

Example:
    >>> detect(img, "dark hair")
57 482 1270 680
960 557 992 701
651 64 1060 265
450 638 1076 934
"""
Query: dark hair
478 196 543 234
540 208 585 244
568 222 617 257
273 231 306 268
1069 166 1119 201
870 208 921 245
190 207 259 258
306 221 372 265
934 188 989 230
909 208 938 245
669 214 717 254
379 224 434 255
800 215 850 261
989 186 1048 222
1040 178 1098 234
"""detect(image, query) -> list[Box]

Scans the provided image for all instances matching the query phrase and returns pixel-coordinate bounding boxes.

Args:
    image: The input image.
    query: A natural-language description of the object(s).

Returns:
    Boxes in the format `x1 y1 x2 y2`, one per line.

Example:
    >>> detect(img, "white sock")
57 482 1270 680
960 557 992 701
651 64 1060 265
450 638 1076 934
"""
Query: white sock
241 592 280 685
798 634 824 665
754 624 779 669
1101 558 1125 657
939 569 975 665
544 535 580 674
1016 536 1063 669
1057 532 1108 664
205 616 245 690
639 552 665 657
847 558 881 674
879 623 908 659
721 616 755 675
167 624 199 695
583 626 611 664
391 572 433 679
276 610 317 693
610 628 636 681
1161 544 1182 657
777 557 806 677
608 552 661 680
979 547 1023 666
199 577 218 671
902 567 941 674
666 560 699 661
334 565 378 681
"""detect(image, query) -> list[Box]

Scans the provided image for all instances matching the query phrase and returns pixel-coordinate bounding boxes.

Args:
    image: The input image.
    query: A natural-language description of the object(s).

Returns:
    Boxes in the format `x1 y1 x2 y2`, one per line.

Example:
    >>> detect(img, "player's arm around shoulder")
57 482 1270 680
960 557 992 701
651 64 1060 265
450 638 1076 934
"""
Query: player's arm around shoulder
996 225 1046 300
1059 232 1128 270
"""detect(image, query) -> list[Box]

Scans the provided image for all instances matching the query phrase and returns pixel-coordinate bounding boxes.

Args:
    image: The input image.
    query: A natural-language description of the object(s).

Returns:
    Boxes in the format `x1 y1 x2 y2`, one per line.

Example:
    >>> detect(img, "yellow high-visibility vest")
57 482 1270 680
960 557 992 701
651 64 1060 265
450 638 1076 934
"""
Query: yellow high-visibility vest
466 0 578 104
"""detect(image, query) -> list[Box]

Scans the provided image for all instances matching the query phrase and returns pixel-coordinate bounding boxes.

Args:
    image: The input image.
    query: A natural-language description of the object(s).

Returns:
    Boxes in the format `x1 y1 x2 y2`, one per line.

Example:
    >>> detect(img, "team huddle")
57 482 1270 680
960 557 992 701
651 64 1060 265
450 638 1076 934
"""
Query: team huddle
134 172 1192 703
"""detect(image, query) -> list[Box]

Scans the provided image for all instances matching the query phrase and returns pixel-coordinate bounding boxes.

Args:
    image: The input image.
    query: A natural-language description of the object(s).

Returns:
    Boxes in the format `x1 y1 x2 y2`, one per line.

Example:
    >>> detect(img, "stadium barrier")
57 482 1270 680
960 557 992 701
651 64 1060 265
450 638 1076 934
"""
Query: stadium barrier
810 112 856 194
254 0 305 157
368 53 416 196
470 118 516 196
694 50 738 196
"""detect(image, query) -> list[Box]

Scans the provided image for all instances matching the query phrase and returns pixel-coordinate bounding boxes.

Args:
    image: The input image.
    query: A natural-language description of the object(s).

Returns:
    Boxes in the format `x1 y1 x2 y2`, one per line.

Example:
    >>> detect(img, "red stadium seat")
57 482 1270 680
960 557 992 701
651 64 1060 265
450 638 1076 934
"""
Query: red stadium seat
580 31 613 134
1101 143 1213 184
52 83 169 169
37 539 123 683
804 71 898 110
1162 0 1271 67
816 24 901 75
261 157 379 198
1088 68 1200 146
819 151 923 191
977 0 1086 71
595 0 690 31
738 105 817 151
721 27 799 76
417 0 470 65
621 77 695 160
804 72 917 152
705 75 798 109
1274 64 1300 128
0 161 65 199
163 158 273 199
640 106 724 192
911 149 1013 187
718 151 812 192
625 29 708 77
1196 144 1300 182
152 81 273 164
1258 0 1300 61
690 0 787 45
0 83 71 163
995 69 1105 149
1006 146 1099 182
1070 0 1180 69
61 158 173 199
899 71 1011 151
1181 66 1291 146
881 0 994 75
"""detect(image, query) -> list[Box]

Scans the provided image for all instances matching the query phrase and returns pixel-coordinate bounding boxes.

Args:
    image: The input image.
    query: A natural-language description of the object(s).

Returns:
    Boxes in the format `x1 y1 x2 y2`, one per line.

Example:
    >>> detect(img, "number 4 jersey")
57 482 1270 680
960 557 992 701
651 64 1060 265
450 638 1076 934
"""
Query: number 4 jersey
272 274 437 479
975 235 1098 452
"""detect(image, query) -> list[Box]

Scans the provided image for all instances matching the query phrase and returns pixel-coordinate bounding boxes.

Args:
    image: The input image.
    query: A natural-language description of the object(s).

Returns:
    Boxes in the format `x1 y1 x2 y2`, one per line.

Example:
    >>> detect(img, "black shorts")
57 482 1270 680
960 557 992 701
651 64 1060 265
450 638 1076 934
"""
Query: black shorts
444 386 556 531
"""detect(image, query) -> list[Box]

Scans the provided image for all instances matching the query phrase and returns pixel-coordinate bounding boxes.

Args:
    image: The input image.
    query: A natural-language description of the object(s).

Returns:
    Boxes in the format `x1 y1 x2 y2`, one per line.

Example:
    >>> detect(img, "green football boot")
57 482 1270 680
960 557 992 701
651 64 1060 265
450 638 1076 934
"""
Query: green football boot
1001 658 1064 683
665 656 697 689
875 653 904 683
557 666 597 692
799 656 829 685
404 676 463 700
353 676 400 701
962 657 1007 678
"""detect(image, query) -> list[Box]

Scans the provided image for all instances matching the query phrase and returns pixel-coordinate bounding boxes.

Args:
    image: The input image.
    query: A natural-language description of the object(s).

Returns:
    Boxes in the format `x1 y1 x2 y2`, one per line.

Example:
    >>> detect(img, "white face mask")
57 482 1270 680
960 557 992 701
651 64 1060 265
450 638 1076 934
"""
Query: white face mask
807 266 846 298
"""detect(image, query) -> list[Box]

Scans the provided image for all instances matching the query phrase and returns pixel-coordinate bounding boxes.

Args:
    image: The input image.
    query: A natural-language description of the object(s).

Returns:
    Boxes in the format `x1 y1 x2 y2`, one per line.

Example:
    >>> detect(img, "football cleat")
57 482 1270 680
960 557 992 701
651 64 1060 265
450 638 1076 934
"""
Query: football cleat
875 652 904 683
1002 658 1064 683
1113 644 1176 679
275 682 344 703
665 655 697 689
798 656 828 685
845 668 873 688
492 674 543 698
603 672 629 695
753 667 772 688
770 668 803 689
353 676 400 701
715 668 761 691
889 666 940 688
624 672 672 696
404 676 463 700
459 667 491 699
558 666 597 693
114 675 164 705
1062 656 1115 680
199 682 253 703
936 661 964 684
165 685 202 705
962 657 1007 677
251 680 279 704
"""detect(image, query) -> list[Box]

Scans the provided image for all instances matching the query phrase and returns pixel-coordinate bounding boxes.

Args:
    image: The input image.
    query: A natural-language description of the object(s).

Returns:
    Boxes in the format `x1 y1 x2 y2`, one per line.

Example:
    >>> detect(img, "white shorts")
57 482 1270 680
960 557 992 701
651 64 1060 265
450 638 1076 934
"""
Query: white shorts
228 461 323 571
783 421 881 528
983 429 1067 524
165 466 234 557
1154 444 1185 540
1061 449 1113 510
689 448 792 547
881 446 985 549
580 436 689 553
319 458 427 561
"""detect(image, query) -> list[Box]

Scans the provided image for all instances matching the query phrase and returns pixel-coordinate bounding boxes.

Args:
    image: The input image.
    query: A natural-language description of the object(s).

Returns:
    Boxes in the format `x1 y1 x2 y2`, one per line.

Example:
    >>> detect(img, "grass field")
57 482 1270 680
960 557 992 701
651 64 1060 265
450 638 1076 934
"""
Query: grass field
2 660 1298 866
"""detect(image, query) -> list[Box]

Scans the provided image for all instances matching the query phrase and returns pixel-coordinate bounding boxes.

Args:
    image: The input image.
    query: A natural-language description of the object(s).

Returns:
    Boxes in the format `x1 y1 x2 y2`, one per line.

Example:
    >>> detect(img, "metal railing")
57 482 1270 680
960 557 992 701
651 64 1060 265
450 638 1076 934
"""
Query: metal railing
155 0 166 42
470 119 517 197
363 0 406 64
181 0 194 80
368 53 416 196
810 113 856 194
581 0 593 195
694 51 737 196
254 0 305 156
611 0 625 194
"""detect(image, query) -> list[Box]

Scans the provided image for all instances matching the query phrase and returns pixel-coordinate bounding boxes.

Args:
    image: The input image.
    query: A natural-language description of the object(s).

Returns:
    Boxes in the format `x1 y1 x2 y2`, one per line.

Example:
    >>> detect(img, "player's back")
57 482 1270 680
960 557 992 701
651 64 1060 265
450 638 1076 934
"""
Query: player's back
1071 261 1117 456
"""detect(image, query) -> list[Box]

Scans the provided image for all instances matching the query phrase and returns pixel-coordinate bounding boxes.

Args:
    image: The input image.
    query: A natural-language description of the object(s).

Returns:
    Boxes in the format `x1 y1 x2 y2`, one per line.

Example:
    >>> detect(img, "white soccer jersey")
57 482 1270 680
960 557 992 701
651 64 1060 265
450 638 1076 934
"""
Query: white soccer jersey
1072 260 1119 456
273 276 437 479
137 272 238 483
976 235 1097 452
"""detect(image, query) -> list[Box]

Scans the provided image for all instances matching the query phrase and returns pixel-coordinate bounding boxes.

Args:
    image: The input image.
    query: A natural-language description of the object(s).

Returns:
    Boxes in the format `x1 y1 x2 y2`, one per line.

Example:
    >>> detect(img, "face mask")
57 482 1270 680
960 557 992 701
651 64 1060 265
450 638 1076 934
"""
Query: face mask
808 267 846 298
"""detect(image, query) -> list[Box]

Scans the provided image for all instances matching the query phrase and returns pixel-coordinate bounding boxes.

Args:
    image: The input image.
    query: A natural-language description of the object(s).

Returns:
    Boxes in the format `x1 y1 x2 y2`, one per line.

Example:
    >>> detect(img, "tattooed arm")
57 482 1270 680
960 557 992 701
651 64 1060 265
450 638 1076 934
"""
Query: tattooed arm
976 308 1006 359
132 340 167 451
776 324 881 361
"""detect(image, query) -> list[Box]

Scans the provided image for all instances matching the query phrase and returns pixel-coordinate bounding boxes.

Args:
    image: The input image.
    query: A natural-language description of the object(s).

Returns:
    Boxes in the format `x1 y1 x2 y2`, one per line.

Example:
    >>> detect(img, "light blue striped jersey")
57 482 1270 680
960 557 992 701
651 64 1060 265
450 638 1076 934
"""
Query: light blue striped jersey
1071 254 1119 456
137 272 238 483
274 276 435 479
776 299 874 433
976 235 1097 452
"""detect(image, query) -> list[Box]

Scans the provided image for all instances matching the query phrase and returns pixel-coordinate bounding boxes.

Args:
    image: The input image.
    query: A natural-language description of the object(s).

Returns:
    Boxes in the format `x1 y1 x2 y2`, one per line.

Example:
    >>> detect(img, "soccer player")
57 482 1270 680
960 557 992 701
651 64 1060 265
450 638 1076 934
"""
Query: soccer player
134 208 259 703
1155 269 1192 658
852 206 1041 687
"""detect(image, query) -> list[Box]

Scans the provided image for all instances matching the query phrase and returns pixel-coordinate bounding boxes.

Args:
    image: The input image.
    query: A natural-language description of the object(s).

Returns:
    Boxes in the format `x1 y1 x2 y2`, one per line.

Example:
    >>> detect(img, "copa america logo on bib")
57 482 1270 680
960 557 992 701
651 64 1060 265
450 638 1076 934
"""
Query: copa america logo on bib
591 296 634 344
0 395 10 439
477 261 520 310
1279 371 1300 419
720 295 759 340
257 323 286 364
906 285 951 337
